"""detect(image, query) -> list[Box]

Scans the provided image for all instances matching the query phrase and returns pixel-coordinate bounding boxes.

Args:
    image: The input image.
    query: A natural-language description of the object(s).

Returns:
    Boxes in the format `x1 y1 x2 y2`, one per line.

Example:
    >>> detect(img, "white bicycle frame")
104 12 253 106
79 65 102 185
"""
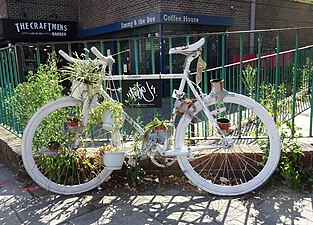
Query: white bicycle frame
60 43 231 158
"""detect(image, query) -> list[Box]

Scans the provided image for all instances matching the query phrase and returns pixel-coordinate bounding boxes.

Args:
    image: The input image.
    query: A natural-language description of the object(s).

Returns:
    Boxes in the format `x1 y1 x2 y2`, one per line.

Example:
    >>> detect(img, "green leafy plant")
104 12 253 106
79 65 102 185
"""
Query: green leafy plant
144 117 170 133
259 83 286 117
259 119 313 190
241 65 257 98
61 52 103 85
88 100 123 129
36 147 109 184
126 131 146 186
7 53 63 128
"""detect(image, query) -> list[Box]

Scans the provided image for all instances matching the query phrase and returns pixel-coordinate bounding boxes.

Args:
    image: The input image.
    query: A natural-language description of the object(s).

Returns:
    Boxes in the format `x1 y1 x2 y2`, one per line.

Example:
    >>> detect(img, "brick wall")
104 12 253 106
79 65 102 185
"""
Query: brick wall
255 0 313 49
0 0 7 18
1 0 312 36
77 0 162 30
255 0 313 29
78 0 251 31
3 0 77 21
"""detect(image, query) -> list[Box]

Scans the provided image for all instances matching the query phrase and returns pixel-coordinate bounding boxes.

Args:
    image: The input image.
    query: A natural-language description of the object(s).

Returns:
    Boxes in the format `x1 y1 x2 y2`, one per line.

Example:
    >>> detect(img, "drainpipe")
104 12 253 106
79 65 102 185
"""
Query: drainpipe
249 0 256 53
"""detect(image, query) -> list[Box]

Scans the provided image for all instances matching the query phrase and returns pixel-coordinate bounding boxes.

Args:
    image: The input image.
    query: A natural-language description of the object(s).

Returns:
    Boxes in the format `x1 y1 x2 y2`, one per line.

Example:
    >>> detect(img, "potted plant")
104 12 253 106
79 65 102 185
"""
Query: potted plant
66 117 80 127
61 52 104 100
62 52 103 85
144 118 171 144
217 117 231 133
145 117 170 133
39 141 61 158
88 100 123 131
100 145 125 170
61 117 83 134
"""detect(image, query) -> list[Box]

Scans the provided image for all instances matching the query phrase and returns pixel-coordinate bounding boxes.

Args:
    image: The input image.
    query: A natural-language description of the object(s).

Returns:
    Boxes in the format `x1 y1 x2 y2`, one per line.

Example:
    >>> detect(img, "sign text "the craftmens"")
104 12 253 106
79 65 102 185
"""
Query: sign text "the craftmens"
14 22 68 33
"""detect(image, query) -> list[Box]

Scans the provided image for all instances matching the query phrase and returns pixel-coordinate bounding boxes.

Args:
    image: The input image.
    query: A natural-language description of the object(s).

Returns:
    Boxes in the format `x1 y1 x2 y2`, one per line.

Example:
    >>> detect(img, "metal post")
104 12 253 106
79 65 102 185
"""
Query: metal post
36 46 40 67
256 32 262 102
309 48 313 137
169 37 173 109
221 34 226 81
134 39 139 75
291 30 299 136
203 35 208 93
274 31 280 121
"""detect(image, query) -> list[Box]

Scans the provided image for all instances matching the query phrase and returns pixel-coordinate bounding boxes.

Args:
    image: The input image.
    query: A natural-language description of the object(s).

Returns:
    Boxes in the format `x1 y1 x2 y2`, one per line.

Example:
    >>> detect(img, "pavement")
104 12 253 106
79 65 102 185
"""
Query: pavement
1 108 313 224
1 161 313 225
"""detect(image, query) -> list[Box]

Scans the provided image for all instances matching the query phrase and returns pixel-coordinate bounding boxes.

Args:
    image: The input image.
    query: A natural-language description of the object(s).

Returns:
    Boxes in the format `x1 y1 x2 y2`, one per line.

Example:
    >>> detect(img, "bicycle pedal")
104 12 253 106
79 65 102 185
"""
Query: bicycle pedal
211 107 226 115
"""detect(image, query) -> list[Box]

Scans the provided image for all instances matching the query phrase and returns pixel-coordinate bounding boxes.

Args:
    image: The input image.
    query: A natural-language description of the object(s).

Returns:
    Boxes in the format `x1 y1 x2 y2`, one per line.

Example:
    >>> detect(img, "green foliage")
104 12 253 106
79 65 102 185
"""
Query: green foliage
299 58 312 90
259 83 286 116
88 100 123 129
126 131 146 186
61 52 103 85
241 65 257 98
278 121 305 189
259 120 313 189
144 117 170 133
8 53 63 127
36 148 106 184
257 80 313 189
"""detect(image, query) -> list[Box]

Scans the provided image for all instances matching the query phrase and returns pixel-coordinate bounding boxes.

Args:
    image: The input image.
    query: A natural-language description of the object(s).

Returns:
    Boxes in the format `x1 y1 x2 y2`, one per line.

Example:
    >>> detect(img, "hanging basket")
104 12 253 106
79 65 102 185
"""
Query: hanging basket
102 151 125 170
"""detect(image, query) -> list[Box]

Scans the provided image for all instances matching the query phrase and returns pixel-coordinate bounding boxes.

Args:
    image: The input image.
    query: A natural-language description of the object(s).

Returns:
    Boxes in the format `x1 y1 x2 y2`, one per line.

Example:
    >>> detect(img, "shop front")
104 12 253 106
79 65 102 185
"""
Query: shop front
0 19 77 81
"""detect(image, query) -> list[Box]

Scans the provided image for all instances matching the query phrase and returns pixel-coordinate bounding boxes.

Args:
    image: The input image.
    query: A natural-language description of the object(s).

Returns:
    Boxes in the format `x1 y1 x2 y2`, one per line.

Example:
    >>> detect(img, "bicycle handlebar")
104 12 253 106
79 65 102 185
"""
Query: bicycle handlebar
58 48 115 70
90 47 115 64
58 50 79 63
90 46 115 71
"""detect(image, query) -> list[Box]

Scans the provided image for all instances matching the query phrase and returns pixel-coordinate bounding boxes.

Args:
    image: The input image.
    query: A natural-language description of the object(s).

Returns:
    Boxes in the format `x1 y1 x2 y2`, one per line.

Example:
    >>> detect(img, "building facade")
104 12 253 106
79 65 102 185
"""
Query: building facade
0 0 311 42
0 0 312 80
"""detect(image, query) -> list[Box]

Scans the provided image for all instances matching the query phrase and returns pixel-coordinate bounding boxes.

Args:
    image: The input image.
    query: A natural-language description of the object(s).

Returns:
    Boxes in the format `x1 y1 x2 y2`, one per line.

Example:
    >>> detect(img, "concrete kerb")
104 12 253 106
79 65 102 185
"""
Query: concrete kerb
0 126 27 178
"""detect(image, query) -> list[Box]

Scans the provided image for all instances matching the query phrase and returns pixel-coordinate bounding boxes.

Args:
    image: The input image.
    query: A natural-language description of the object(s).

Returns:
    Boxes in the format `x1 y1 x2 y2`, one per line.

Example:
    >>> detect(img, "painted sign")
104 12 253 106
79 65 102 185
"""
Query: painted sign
122 79 162 108
119 13 205 30
0 19 77 40
78 12 234 38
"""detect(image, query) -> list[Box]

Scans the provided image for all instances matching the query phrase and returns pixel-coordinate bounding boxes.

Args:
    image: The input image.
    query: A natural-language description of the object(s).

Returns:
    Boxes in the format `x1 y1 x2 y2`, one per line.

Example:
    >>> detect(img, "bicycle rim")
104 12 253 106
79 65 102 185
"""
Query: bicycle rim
175 93 280 196
22 97 116 195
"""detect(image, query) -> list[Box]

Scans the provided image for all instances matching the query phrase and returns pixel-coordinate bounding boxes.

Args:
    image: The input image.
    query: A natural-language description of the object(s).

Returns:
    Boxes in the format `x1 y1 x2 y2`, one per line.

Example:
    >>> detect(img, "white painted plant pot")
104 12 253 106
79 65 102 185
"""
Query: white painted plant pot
102 151 125 170
102 110 115 131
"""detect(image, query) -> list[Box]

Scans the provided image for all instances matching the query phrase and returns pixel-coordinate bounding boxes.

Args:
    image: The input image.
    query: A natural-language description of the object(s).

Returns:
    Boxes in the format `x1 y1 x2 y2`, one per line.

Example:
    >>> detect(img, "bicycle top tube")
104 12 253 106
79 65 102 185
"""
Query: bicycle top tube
169 38 205 55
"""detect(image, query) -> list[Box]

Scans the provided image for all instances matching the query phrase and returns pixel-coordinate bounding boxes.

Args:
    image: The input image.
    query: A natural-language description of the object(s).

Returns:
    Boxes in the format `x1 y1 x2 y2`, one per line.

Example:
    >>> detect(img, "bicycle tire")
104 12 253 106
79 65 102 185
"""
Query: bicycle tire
22 97 117 195
175 92 280 196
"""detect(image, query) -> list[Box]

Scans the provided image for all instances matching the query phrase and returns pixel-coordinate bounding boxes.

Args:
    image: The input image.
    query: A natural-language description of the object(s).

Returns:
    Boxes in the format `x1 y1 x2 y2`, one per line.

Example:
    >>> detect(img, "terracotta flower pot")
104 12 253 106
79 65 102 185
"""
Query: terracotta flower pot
66 118 80 127
217 118 230 133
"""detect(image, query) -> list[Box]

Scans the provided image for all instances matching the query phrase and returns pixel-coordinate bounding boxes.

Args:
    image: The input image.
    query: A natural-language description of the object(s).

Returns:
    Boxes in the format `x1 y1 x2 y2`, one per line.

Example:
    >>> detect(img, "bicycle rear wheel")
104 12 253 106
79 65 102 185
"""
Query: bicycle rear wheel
22 97 119 195
175 93 280 196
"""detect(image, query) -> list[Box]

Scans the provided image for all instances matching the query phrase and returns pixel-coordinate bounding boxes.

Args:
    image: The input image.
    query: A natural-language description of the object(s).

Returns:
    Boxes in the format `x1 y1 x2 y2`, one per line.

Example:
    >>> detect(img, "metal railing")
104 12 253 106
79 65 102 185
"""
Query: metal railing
1 27 313 136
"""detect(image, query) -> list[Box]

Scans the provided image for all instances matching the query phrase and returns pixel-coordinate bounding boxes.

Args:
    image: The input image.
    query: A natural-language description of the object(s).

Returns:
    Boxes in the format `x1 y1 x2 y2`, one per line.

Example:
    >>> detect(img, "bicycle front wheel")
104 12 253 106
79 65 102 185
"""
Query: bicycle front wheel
22 97 119 195
175 93 280 196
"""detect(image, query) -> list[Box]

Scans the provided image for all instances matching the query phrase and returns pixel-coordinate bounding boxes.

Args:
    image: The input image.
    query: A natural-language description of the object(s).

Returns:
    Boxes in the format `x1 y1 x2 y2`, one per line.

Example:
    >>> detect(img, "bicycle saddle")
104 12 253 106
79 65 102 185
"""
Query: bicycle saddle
169 38 205 55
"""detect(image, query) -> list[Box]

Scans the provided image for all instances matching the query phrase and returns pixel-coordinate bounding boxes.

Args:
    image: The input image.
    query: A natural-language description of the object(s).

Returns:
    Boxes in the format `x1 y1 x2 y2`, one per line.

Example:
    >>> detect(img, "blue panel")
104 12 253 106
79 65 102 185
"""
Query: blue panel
78 12 234 38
